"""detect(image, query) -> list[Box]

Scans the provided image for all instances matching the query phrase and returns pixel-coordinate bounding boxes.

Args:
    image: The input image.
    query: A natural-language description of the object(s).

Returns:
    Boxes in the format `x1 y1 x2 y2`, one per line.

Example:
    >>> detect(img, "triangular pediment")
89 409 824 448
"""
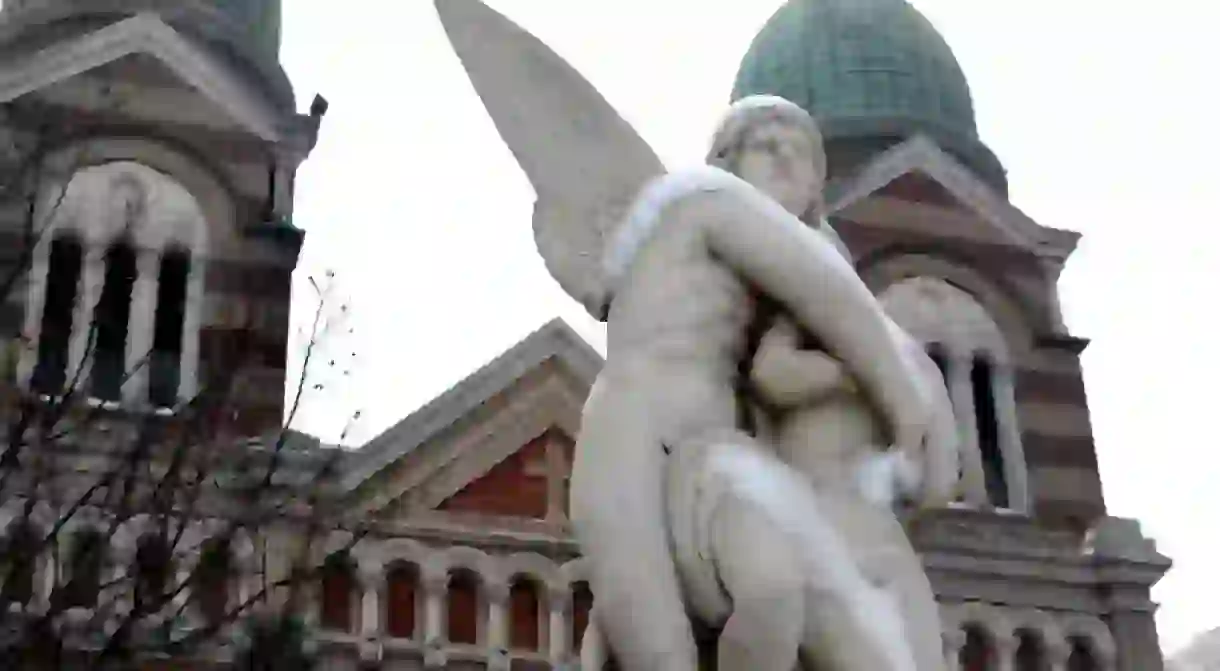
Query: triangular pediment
0 13 283 141
341 319 601 519
432 426 576 521
827 135 1080 264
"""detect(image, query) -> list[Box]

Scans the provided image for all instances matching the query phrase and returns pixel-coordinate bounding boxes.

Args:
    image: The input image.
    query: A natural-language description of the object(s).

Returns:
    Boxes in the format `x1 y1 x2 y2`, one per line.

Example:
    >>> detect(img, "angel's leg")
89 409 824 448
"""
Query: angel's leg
689 438 918 671
708 495 804 671
569 398 698 671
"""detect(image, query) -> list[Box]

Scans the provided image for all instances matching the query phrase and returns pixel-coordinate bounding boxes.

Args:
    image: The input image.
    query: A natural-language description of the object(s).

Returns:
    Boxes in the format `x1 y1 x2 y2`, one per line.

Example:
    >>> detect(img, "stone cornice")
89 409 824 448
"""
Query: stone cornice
0 13 284 143
340 318 601 493
828 135 1081 264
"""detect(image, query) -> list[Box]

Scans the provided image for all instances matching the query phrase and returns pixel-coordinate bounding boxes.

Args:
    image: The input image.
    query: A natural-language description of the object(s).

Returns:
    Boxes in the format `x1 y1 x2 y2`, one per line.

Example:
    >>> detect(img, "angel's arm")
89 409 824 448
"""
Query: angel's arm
750 318 855 407
681 188 930 453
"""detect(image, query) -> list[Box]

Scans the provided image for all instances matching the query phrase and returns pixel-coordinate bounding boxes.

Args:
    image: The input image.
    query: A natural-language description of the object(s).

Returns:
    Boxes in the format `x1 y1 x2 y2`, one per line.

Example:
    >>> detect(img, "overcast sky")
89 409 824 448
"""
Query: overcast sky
267 0 1219 654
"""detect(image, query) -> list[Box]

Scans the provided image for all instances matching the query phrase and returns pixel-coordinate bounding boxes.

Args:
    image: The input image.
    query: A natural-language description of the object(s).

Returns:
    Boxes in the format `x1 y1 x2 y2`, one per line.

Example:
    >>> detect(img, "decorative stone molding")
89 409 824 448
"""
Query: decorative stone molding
355 557 385 590
500 550 562 590
880 276 1012 363
18 159 212 406
482 578 510 605
1057 613 1117 665
940 600 1118 670
827 134 1079 264
878 274 1031 513
547 583 573 615
0 13 284 141
910 509 1082 560
864 254 1036 356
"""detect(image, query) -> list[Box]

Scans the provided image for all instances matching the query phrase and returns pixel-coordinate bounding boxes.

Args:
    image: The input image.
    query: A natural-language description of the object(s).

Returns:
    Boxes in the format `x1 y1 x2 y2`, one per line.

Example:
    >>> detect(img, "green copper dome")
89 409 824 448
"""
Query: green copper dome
732 0 1007 193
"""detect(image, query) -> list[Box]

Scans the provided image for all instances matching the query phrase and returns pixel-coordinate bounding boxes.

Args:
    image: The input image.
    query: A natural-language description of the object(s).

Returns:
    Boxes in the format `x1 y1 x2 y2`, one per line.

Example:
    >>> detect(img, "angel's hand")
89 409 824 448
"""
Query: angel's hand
886 351 960 508
752 322 853 407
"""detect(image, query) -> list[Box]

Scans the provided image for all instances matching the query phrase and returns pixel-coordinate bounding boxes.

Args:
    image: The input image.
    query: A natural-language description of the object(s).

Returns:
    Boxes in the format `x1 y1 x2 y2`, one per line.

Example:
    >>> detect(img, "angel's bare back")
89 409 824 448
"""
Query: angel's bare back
568 196 754 671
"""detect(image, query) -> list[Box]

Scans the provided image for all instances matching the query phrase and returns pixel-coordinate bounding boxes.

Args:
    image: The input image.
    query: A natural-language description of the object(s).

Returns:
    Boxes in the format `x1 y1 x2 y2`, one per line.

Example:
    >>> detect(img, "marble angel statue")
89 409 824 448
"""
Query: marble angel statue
703 95 957 671
434 1 960 670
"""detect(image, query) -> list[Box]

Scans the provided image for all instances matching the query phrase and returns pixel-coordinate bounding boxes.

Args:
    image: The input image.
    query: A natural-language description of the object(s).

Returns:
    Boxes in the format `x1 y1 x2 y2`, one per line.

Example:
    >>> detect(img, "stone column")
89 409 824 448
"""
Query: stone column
177 262 205 402
67 245 106 392
16 245 50 388
548 583 572 666
994 633 1017 671
233 545 255 609
1047 640 1071 671
34 552 55 613
942 629 964 670
485 579 510 671
991 363 1030 513
356 558 384 639
107 537 136 623
947 350 987 506
173 566 193 627
122 248 159 405
422 569 448 670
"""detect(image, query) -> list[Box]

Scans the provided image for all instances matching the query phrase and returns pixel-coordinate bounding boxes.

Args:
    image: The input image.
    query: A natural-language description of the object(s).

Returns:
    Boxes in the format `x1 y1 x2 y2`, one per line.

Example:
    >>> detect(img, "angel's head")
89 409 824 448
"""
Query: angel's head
706 95 827 220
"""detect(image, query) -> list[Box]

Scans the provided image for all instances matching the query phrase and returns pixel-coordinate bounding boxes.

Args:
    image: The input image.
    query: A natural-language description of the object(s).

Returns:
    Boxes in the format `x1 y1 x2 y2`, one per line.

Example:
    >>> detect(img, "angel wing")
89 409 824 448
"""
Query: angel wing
434 0 666 319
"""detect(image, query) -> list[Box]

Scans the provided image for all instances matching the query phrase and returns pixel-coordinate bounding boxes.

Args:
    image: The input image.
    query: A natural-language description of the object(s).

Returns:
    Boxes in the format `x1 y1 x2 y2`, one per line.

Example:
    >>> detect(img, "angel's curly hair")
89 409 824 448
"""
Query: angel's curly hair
706 95 825 170
706 95 827 219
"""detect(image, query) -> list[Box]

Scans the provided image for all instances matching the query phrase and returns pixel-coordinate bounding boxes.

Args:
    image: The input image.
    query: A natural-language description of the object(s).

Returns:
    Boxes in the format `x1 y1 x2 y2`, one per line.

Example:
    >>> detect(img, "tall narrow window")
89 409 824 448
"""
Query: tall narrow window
91 241 137 401
59 529 103 609
1014 630 1046 671
972 356 1007 508
149 249 189 408
1067 637 1098 671
319 554 354 632
960 625 991 671
508 575 541 651
31 236 83 395
447 568 480 645
0 523 39 606
133 534 172 614
385 563 418 639
194 538 231 624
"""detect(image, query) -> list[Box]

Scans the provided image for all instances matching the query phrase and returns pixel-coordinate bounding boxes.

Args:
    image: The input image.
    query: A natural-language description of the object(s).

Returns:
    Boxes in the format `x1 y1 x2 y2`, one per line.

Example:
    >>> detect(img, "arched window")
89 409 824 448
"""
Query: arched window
1 523 39 606
194 538 232 624
508 575 542 651
571 581 593 654
23 163 208 409
91 240 138 401
446 568 480 645
385 562 418 639
879 275 1028 512
1067 637 1098 671
60 529 104 609
31 235 82 395
133 534 172 614
971 355 1008 508
319 554 355 632
1014 629 1046 671
960 625 991 671
149 248 190 408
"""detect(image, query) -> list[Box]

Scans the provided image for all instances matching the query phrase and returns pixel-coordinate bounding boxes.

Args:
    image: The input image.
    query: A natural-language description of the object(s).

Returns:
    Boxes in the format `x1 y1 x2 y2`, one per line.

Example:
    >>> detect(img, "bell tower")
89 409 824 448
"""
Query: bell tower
0 0 322 432
731 0 1172 667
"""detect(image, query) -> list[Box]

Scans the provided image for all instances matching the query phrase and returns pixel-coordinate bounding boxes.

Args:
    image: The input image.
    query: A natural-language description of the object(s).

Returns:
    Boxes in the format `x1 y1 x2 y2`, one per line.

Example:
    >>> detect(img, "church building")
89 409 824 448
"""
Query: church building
0 1 1171 670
